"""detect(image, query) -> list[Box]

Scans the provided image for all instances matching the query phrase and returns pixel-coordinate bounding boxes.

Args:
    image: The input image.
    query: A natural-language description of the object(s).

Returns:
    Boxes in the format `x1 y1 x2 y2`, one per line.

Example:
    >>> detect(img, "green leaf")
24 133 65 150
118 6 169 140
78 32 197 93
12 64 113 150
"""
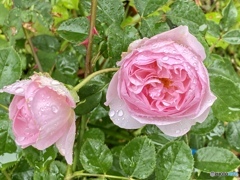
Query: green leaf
167 0 206 34
12 160 34 180
80 139 113 173
0 152 20 170
12 0 35 8
155 141 193 180
210 74 240 122
226 120 240 152
220 0 238 31
139 17 170 37
83 128 105 142
36 51 56 72
208 55 240 122
75 74 109 115
109 146 125 176
57 17 89 44
134 0 167 17
206 121 225 139
142 125 179 147
49 161 67 180
0 47 22 88
34 171 49 180
0 114 17 155
89 105 108 121
190 110 219 134
119 136 156 179
222 30 240 44
52 52 79 86
52 4 69 25
206 20 220 38
107 24 139 66
0 4 9 26
194 147 240 172
75 91 102 115
60 0 79 10
23 146 57 171
31 35 60 53
189 134 206 150
96 0 124 25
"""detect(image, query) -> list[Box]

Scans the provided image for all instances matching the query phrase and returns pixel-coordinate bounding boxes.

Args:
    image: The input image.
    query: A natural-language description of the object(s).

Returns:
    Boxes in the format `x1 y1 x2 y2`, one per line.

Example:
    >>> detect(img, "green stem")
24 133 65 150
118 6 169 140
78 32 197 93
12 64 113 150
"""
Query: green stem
72 116 88 172
23 28 43 72
0 104 8 111
66 171 135 180
73 68 119 92
65 165 72 179
2 170 11 180
84 0 98 77
184 134 189 145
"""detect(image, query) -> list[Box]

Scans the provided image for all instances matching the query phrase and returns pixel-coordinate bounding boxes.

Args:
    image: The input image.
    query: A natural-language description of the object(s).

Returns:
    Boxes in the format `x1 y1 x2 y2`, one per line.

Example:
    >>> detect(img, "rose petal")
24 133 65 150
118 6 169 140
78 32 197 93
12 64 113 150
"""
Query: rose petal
56 111 76 164
144 26 206 61
105 72 144 129
31 74 76 107
0 80 31 96
9 96 24 120
30 87 72 149
157 107 211 137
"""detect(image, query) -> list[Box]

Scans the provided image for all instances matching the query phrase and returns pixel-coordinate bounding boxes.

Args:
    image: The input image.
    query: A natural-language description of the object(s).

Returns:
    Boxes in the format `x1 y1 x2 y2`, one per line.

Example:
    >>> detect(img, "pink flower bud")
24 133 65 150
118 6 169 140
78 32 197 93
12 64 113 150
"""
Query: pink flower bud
0 74 76 164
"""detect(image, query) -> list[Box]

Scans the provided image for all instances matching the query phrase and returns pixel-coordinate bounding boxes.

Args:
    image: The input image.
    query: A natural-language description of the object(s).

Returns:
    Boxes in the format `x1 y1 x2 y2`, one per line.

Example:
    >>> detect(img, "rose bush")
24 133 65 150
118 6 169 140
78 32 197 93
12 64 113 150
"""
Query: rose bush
105 26 217 137
0 74 76 164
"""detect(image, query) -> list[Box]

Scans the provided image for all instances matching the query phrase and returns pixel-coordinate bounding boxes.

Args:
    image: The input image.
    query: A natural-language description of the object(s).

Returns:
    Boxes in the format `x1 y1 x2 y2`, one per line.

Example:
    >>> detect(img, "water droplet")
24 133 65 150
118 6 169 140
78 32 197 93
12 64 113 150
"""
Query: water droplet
18 137 25 142
109 110 115 117
51 80 60 85
117 110 124 117
175 130 180 134
51 105 59 113
40 107 44 111
15 87 24 93
28 97 33 101
192 62 197 67
162 56 169 61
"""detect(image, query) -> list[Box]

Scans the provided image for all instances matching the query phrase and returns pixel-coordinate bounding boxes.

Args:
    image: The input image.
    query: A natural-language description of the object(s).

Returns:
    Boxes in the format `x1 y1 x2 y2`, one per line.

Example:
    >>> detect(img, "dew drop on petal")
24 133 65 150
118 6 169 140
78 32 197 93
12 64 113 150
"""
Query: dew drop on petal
18 137 25 142
109 110 115 117
28 97 33 101
51 105 59 113
117 110 124 117
162 56 169 61
175 130 180 134
15 87 24 93
40 107 44 112
51 80 60 85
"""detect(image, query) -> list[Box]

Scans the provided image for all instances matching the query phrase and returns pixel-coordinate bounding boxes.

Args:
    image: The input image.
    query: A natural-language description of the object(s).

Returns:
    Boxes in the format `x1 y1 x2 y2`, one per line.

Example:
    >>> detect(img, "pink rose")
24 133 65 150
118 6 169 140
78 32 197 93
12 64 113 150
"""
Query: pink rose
105 26 217 137
0 74 76 164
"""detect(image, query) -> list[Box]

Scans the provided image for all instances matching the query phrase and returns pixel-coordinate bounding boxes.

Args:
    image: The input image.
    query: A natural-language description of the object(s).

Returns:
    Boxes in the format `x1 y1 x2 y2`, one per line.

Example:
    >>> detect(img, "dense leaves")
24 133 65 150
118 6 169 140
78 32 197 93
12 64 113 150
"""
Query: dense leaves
156 141 194 180
194 147 240 172
119 136 156 179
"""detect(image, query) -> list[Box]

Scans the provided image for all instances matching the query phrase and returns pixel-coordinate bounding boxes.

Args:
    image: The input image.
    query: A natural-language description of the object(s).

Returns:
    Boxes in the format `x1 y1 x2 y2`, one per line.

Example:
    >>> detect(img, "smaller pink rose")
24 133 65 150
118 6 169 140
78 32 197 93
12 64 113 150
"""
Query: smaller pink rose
0 74 76 164
105 26 217 137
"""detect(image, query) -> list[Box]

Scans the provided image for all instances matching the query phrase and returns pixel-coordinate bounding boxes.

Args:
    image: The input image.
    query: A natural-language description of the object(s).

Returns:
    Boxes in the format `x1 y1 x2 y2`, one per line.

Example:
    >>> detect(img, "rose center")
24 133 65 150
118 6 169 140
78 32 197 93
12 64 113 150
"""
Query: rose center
159 78 172 88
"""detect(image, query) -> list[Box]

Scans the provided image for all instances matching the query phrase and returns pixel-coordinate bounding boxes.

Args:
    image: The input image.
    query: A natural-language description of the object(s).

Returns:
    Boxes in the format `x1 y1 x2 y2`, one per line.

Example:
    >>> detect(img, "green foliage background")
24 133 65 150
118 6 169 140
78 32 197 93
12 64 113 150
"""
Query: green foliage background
0 0 240 179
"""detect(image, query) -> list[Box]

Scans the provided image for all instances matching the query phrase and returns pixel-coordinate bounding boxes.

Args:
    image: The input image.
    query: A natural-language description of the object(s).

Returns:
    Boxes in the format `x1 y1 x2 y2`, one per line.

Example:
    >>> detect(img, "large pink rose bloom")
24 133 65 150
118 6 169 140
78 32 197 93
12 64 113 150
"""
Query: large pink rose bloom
0 74 76 164
105 26 217 137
